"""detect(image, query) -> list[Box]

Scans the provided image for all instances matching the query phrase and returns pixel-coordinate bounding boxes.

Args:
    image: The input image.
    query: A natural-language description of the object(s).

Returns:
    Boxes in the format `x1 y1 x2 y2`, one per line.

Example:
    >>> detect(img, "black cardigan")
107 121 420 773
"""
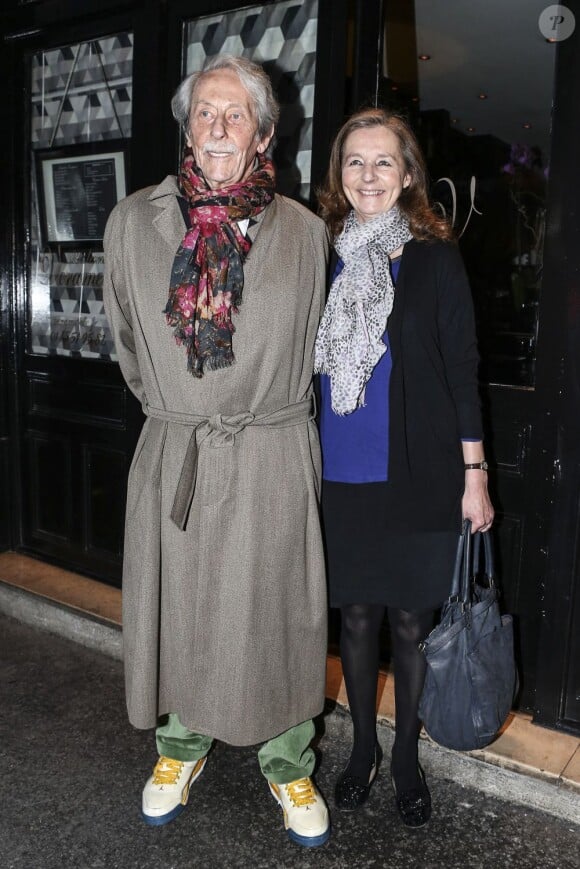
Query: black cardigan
380 238 483 532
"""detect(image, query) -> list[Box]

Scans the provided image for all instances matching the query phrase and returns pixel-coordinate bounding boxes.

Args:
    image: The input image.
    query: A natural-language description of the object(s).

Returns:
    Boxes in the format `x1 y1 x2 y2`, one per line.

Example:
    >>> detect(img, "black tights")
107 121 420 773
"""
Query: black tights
339 604 435 791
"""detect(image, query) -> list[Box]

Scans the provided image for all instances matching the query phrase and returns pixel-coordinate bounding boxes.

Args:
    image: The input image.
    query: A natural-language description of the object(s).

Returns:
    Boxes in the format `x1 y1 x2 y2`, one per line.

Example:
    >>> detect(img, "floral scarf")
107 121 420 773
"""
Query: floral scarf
314 207 413 414
164 147 276 377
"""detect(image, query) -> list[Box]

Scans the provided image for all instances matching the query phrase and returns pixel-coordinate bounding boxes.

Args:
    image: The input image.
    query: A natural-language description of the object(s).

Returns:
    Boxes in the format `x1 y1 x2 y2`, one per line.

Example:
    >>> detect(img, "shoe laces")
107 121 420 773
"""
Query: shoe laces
284 777 316 807
152 756 184 785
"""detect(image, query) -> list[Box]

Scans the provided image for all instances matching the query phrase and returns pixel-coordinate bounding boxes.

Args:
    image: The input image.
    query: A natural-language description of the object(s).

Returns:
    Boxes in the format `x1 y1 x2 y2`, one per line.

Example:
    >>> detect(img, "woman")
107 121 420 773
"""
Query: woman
315 109 493 827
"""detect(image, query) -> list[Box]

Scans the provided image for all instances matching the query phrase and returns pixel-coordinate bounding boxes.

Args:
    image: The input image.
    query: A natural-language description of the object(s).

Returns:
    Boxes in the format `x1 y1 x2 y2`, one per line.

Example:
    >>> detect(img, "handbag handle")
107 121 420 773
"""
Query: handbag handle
472 527 495 586
451 520 495 603
450 519 473 603
460 519 473 605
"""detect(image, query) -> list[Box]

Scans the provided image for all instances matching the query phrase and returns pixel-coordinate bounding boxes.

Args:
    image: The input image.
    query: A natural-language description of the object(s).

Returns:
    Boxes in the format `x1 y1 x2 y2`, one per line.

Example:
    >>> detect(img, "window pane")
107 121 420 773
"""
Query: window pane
28 32 133 360
382 0 555 387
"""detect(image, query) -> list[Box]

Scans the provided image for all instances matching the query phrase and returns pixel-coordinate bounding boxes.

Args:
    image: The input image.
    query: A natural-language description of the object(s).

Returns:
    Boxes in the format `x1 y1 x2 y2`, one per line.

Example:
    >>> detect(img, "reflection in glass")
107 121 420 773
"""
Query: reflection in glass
31 35 133 149
381 0 555 387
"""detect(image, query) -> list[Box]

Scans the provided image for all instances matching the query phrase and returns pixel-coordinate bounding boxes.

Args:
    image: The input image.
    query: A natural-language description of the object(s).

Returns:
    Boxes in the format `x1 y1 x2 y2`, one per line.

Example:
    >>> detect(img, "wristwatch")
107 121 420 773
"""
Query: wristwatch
464 461 489 471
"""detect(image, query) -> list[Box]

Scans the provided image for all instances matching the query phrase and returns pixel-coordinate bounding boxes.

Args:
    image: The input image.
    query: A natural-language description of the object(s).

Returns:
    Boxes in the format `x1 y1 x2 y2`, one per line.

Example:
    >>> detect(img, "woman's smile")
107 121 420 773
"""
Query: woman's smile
341 126 410 222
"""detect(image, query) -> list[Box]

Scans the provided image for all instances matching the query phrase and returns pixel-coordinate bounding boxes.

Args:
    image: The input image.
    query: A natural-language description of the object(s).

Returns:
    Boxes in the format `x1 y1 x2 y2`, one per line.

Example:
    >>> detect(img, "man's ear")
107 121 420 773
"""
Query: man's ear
256 124 275 155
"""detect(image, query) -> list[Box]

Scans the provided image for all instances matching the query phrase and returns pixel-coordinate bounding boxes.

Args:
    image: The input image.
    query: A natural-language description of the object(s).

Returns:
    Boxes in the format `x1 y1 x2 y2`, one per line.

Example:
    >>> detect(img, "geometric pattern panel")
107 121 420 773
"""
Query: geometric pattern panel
28 32 132 360
184 1 318 202
31 32 133 148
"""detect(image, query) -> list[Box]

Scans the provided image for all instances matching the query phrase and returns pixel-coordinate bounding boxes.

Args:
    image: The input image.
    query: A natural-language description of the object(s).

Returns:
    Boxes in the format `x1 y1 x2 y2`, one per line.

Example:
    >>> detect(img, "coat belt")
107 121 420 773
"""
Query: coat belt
143 396 316 531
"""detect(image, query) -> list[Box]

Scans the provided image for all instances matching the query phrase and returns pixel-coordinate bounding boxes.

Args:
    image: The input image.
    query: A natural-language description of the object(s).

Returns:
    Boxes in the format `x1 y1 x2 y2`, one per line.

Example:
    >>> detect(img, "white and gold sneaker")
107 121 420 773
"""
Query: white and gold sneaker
142 755 207 826
269 777 330 847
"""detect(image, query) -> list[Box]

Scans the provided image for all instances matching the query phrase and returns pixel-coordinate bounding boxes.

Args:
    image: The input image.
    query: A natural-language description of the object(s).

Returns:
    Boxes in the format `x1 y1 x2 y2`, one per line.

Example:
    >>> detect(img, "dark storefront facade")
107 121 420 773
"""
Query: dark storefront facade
1 0 579 735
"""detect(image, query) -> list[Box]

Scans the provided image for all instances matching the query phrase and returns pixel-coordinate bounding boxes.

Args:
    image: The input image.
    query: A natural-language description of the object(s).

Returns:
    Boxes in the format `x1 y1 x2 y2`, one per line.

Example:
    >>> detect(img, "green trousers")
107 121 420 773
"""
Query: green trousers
156 714 316 785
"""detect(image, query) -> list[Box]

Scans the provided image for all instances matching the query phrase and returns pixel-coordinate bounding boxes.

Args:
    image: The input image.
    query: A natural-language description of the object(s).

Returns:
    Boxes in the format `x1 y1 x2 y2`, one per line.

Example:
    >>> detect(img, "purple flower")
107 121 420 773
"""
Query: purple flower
510 143 533 168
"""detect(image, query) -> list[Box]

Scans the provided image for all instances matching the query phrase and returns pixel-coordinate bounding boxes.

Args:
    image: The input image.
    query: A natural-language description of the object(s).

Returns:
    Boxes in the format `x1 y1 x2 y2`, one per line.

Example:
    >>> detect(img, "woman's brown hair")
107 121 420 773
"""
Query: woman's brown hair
318 108 453 242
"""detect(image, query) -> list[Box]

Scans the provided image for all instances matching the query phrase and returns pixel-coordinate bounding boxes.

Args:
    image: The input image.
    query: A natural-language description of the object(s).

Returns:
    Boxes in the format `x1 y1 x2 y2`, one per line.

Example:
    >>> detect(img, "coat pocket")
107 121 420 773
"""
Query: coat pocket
126 418 164 520
197 442 234 509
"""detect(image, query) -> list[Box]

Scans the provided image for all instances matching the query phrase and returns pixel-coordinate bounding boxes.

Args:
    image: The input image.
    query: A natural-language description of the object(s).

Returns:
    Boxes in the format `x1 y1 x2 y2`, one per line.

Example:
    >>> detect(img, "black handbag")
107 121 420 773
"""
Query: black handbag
418 519 518 751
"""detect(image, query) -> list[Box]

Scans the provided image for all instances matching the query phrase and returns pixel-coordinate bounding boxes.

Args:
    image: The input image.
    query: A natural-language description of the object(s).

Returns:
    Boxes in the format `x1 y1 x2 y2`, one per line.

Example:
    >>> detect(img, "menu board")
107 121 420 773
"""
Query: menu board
39 148 126 243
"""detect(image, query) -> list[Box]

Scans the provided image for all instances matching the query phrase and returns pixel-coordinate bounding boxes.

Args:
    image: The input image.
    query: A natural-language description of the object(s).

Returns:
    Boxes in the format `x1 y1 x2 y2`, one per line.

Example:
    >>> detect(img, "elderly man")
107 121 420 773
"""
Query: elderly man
103 55 329 847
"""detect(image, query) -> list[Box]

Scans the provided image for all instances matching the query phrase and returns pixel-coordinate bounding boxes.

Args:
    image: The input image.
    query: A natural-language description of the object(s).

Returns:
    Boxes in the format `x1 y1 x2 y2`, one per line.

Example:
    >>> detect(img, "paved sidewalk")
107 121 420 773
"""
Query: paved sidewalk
2 551 579 814
1 614 578 869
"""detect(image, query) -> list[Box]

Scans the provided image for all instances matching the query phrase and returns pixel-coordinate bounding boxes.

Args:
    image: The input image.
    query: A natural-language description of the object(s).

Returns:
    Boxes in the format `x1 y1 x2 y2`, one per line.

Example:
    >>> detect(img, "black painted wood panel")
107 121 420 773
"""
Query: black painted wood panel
562 480 580 728
26 431 73 542
0 355 11 550
483 388 553 712
0 439 11 550
27 372 128 429
18 363 141 583
492 422 530 478
532 11 580 734
81 444 126 557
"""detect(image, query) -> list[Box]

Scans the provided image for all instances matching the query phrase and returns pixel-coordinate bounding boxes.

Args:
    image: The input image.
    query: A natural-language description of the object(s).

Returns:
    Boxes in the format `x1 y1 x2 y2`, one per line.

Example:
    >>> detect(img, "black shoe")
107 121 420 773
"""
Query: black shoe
334 743 383 811
391 765 431 828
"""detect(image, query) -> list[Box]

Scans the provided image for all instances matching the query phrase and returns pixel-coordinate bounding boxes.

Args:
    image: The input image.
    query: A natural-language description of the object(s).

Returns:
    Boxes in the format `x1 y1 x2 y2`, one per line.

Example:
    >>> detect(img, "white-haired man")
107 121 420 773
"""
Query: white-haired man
104 55 330 847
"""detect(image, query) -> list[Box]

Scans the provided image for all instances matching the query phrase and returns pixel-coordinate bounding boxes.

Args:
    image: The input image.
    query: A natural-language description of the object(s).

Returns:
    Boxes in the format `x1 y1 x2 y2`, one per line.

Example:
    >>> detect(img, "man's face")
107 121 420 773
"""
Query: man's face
186 69 273 190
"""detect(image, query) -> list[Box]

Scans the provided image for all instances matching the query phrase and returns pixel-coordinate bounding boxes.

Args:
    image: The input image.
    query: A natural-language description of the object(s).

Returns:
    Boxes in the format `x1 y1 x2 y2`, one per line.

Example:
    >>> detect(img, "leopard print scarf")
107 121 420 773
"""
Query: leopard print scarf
314 207 412 414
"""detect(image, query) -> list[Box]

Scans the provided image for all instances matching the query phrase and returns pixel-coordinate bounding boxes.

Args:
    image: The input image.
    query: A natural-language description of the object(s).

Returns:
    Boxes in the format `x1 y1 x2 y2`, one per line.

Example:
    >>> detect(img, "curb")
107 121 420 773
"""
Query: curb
0 580 122 661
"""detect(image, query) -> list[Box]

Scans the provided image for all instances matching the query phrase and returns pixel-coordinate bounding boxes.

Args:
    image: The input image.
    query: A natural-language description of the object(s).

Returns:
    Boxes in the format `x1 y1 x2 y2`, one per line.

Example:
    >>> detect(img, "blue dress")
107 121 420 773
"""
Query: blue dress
319 258 398 483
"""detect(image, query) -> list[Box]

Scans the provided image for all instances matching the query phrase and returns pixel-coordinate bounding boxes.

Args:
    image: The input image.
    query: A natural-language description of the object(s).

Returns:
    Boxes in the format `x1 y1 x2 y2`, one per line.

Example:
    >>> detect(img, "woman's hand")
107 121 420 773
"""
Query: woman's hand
461 441 494 532
462 471 494 532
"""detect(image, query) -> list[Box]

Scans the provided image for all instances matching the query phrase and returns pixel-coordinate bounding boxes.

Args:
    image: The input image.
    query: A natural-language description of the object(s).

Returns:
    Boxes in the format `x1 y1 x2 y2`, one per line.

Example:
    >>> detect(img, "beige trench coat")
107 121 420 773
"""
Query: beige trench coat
103 177 329 745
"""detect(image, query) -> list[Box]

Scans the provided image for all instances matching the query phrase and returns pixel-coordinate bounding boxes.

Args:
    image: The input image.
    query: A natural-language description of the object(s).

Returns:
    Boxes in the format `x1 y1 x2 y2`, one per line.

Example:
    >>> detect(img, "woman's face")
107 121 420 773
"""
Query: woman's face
341 126 411 223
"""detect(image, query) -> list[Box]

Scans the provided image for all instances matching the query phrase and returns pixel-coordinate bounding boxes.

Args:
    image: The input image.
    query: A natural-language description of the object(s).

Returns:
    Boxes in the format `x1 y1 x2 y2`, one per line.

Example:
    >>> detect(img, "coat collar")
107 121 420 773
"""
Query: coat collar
149 176 185 250
246 203 268 243
148 175 271 247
